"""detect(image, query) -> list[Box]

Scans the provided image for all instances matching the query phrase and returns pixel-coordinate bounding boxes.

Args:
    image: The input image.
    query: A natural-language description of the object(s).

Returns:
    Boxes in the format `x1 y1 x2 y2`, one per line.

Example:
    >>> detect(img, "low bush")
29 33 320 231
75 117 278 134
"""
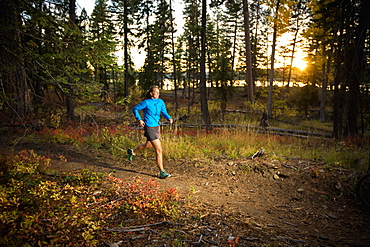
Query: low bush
0 151 184 246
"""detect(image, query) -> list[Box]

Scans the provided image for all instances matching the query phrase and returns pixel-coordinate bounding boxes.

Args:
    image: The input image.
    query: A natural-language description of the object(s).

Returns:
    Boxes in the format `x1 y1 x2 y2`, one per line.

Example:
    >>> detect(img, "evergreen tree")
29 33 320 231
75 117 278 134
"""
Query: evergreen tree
249 1 270 86
266 0 294 118
182 0 202 92
224 0 244 87
1 0 93 121
208 4 233 114
136 0 156 90
242 0 254 102
111 0 138 97
307 0 370 137
286 0 310 90
89 0 117 103
169 0 179 110
152 0 174 89
200 0 212 130
0 0 31 120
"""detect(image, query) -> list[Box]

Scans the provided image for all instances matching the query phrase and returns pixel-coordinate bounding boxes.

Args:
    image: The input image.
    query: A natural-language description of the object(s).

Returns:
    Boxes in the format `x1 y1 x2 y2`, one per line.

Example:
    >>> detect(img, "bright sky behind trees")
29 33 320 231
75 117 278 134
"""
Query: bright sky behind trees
77 0 307 70
77 0 185 69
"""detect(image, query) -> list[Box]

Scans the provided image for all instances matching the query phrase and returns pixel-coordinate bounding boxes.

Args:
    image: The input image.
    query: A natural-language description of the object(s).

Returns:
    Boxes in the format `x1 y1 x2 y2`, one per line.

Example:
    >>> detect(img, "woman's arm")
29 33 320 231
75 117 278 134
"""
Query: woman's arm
132 101 146 121
160 100 172 121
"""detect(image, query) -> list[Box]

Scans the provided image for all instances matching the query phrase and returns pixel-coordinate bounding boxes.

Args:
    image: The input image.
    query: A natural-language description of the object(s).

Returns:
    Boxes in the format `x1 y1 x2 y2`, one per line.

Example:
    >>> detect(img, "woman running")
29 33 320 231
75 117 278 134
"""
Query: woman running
127 86 173 179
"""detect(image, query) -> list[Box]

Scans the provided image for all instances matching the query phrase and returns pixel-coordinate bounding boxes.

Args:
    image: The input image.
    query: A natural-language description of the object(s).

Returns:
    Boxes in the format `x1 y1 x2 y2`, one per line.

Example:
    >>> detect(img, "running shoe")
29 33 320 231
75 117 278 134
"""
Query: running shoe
127 149 135 161
159 170 171 179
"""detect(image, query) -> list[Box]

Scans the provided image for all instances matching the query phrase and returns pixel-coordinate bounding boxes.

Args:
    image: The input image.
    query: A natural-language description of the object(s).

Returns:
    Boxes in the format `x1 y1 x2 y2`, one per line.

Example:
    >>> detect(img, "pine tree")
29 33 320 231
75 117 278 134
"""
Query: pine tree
266 0 293 118
286 0 310 90
111 0 138 97
89 0 117 103
0 0 31 120
200 0 212 130
136 0 156 90
181 0 202 107
306 0 370 137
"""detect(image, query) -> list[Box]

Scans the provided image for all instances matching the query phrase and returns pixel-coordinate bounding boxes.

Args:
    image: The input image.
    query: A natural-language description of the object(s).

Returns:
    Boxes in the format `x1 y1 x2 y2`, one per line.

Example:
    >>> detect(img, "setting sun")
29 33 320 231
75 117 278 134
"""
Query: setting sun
293 56 308 71
277 33 308 71
291 46 308 71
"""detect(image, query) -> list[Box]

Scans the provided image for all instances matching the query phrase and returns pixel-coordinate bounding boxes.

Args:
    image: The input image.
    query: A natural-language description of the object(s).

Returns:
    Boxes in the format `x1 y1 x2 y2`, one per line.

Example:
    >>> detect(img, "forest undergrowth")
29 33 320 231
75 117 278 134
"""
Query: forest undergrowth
1 88 369 246
1 118 369 245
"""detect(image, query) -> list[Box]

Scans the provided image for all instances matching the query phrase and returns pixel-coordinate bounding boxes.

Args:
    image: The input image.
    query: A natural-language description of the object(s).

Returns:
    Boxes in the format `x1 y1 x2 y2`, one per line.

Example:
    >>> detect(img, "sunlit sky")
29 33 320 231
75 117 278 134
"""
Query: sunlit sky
77 0 184 68
276 33 308 71
77 0 307 71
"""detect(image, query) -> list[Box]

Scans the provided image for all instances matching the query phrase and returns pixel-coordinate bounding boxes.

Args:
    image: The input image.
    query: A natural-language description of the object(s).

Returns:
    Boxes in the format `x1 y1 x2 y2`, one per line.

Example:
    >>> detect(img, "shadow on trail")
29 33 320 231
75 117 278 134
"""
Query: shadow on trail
15 141 157 179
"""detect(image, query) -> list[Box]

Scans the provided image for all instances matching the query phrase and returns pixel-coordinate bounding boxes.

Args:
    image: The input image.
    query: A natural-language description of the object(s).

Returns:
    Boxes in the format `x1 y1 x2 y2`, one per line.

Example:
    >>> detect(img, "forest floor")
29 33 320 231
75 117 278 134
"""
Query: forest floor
15 138 370 247
4 90 370 246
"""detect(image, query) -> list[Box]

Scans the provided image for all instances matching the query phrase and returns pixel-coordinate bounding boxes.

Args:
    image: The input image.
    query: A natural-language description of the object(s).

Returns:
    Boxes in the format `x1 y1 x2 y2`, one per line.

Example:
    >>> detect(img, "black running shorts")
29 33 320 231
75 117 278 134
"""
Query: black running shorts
144 126 160 141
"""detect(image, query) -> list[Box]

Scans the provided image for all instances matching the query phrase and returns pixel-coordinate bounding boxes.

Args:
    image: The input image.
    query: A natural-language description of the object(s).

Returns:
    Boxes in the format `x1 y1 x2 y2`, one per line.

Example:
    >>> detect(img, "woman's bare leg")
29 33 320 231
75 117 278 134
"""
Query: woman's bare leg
133 141 152 155
131 139 165 173
150 139 164 172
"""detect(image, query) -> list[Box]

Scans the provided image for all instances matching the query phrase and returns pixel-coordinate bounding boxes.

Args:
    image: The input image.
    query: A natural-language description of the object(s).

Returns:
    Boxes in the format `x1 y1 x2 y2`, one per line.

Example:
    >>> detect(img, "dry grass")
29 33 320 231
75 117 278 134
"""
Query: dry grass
161 126 369 171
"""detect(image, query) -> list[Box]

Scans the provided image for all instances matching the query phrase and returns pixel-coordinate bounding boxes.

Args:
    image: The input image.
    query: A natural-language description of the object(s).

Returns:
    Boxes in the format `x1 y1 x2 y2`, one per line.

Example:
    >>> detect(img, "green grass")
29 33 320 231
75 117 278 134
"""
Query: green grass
161 127 369 171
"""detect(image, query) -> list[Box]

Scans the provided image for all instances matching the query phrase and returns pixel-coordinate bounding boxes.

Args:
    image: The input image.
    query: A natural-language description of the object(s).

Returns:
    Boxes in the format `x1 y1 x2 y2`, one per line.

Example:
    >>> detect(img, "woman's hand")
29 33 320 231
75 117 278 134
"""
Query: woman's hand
169 119 173 124
138 120 145 127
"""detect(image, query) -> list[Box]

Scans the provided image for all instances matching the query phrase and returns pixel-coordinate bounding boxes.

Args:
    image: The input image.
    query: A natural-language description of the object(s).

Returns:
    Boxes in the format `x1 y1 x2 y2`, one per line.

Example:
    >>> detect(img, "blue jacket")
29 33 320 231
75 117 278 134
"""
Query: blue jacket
132 98 172 127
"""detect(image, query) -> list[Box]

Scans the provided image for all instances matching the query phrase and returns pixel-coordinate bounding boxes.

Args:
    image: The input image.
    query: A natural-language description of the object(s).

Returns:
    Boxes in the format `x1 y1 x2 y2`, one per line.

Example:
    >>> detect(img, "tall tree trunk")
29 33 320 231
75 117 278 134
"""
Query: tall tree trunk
0 0 32 120
66 79 75 121
100 67 109 102
145 6 152 89
186 48 191 114
123 0 129 97
267 0 280 118
319 24 330 123
332 1 344 139
66 0 76 121
345 1 369 137
319 59 328 123
242 0 254 103
332 19 344 138
287 0 303 90
206 46 214 98
169 0 178 111
231 16 238 87
286 19 298 90
200 0 212 130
